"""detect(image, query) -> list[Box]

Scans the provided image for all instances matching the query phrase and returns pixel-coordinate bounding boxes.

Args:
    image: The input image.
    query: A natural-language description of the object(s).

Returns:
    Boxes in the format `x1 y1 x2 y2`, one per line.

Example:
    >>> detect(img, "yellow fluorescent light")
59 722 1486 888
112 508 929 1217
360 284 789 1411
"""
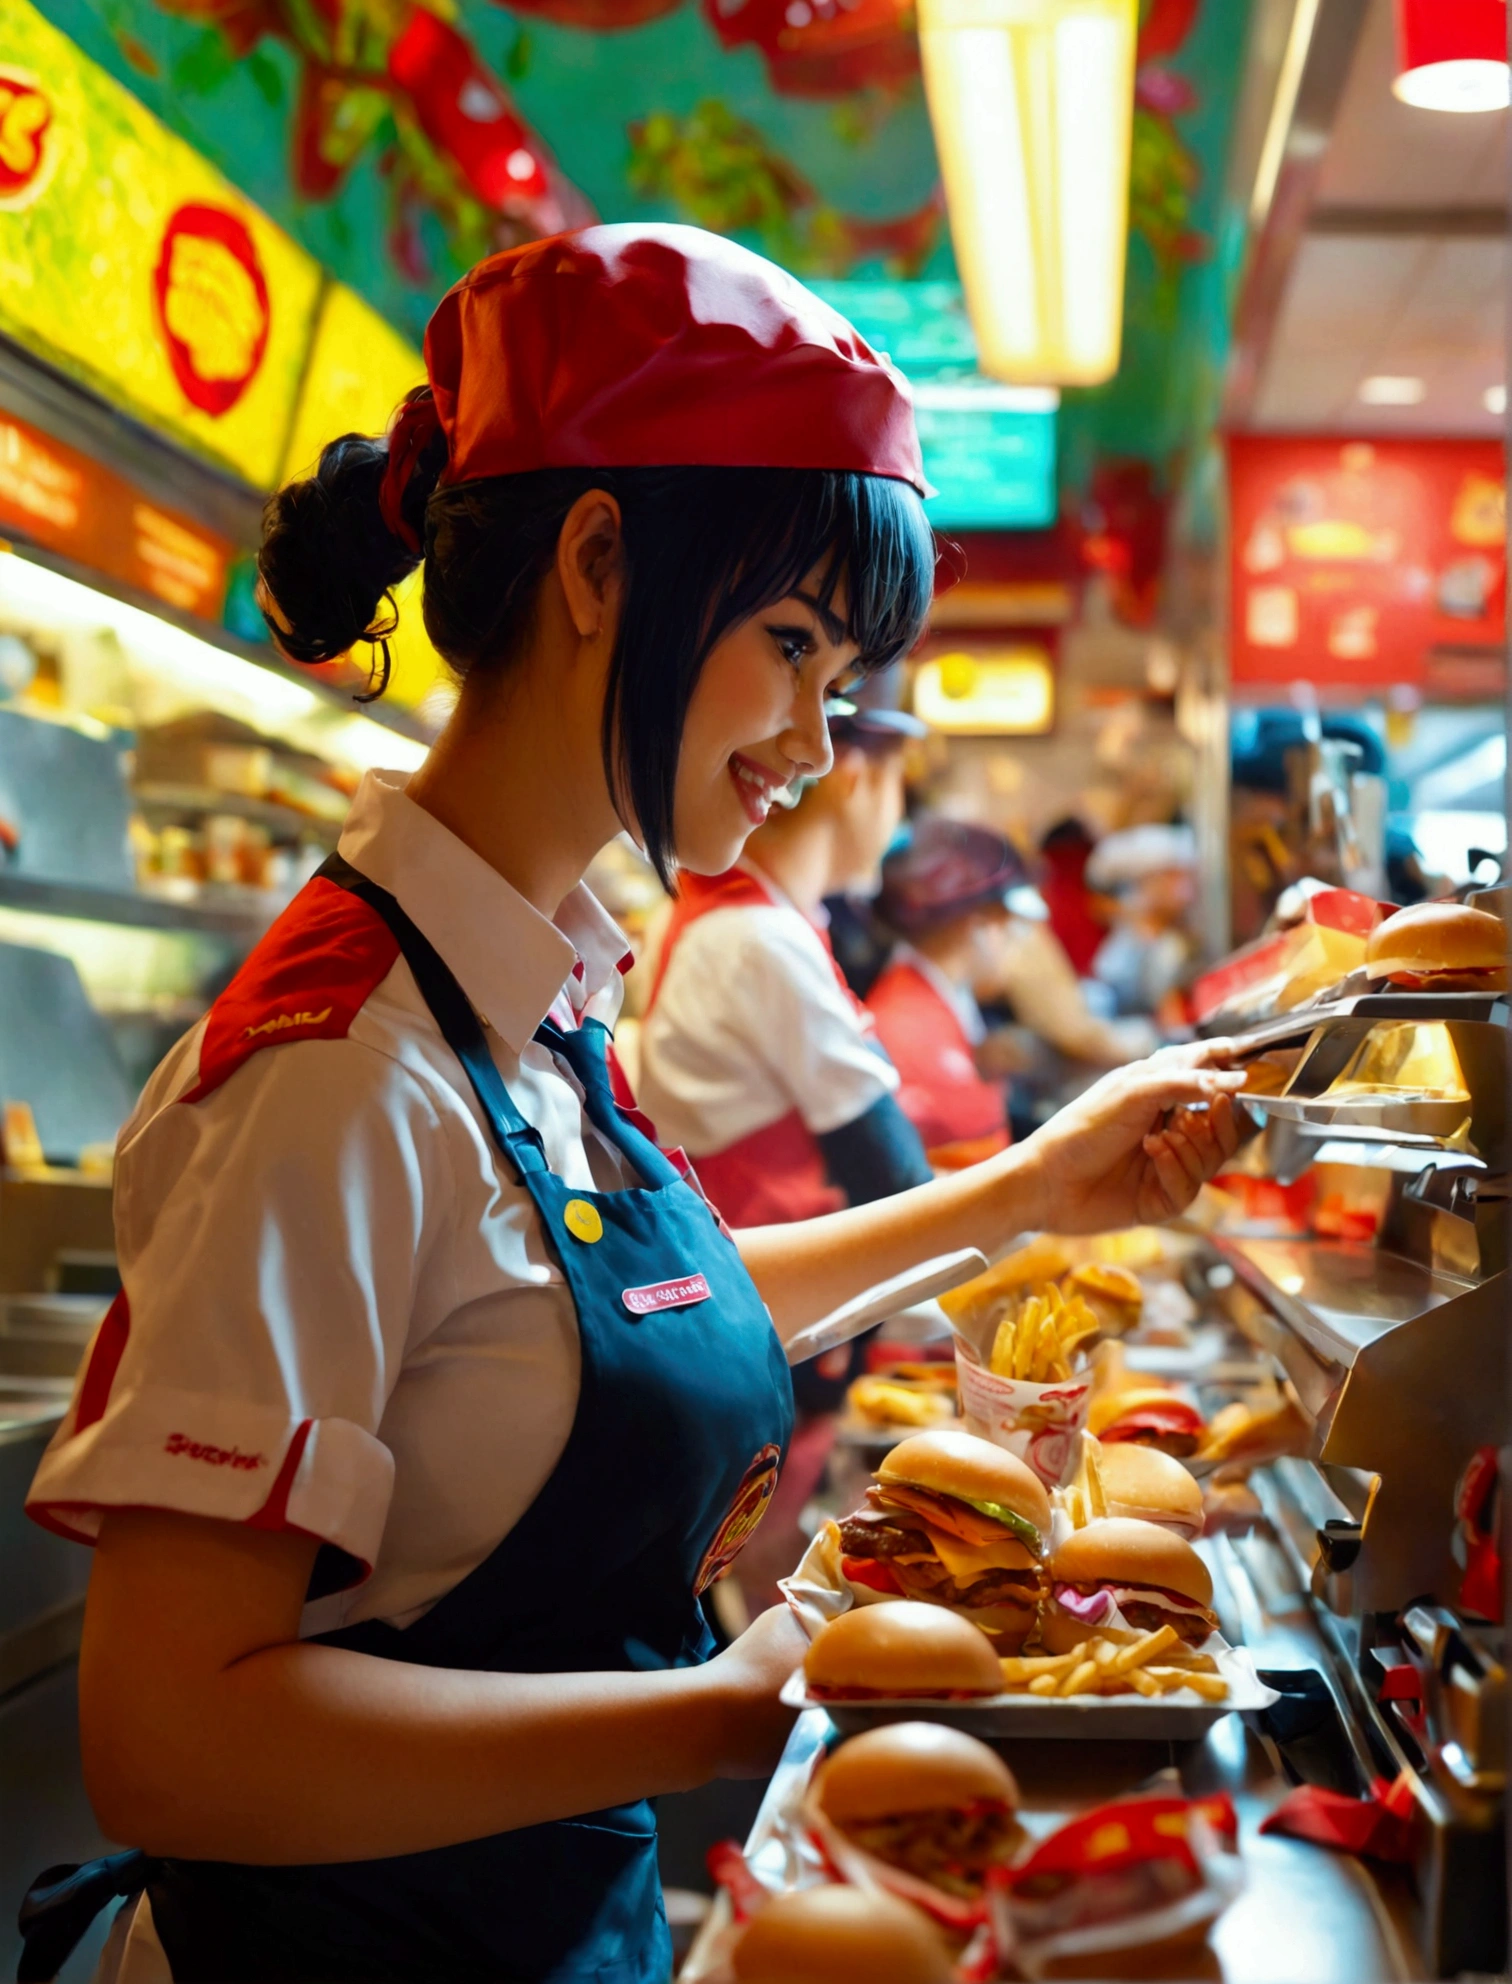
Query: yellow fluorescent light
918 0 1138 387
914 649 1055 733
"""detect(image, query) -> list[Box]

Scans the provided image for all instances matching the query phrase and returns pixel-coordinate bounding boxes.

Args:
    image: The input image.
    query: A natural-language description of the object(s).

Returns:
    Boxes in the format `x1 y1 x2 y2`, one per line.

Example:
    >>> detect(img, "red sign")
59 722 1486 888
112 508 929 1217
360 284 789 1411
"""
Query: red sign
0 409 232 620
0 68 51 207
1228 435 1505 692
153 205 271 417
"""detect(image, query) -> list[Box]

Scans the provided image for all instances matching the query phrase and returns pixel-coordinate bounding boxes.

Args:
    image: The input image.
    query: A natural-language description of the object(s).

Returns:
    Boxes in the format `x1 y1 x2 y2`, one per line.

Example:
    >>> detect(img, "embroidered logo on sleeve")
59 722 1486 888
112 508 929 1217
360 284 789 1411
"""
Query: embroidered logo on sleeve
164 1431 269 1470
622 1273 712 1316
242 1007 333 1041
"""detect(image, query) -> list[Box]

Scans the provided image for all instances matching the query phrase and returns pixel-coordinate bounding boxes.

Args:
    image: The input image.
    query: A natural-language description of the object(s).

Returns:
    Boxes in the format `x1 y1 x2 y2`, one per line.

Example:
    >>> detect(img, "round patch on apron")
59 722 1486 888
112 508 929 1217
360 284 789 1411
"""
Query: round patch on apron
563 1198 604 1243
694 1443 782 1595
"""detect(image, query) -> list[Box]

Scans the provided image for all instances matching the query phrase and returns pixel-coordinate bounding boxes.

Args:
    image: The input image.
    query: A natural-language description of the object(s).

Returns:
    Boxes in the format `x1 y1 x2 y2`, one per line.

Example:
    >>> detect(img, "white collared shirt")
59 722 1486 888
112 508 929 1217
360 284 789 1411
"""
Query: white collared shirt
29 771 641 1633
637 858 897 1157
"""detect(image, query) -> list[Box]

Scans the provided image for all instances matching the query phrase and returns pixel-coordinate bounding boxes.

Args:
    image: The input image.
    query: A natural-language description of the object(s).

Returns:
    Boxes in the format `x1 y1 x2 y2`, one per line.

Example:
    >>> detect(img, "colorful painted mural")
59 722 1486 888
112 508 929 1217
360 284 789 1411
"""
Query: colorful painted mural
25 0 1250 603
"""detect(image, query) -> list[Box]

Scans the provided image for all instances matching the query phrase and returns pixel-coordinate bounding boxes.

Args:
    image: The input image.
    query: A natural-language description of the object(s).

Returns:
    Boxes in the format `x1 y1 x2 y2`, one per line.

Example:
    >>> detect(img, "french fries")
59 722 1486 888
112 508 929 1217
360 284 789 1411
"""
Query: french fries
997 1627 1228 1702
988 1283 1101 1384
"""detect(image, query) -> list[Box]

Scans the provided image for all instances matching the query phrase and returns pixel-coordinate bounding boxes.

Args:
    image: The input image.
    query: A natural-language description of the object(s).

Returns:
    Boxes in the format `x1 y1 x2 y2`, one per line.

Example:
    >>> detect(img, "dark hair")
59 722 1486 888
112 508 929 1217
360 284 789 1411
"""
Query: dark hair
258 423 935 883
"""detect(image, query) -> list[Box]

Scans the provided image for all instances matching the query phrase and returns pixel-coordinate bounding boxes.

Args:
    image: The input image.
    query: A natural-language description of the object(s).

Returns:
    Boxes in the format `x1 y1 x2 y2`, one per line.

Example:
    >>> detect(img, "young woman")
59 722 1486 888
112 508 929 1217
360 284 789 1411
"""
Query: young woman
21 225 1243 1984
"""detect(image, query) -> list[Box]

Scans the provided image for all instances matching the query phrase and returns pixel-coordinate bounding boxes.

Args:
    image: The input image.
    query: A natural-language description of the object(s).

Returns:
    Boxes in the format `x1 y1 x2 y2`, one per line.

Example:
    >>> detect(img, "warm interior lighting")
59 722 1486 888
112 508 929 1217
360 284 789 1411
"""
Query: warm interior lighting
0 550 428 774
916 0 1138 387
1484 384 1506 414
913 649 1055 733
1393 0 1510 112
1358 375 1426 405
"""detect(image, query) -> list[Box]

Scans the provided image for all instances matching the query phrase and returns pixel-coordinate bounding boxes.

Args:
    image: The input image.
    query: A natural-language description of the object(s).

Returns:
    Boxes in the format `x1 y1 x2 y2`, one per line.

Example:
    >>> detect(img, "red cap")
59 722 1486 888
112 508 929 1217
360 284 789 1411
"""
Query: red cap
379 224 927 547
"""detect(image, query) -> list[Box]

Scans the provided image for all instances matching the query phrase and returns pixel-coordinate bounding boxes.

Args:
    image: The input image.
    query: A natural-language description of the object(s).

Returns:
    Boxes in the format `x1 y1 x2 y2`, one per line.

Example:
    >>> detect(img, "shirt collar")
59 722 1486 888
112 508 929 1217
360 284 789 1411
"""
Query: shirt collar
737 854 830 931
337 770 629 1050
893 941 987 1046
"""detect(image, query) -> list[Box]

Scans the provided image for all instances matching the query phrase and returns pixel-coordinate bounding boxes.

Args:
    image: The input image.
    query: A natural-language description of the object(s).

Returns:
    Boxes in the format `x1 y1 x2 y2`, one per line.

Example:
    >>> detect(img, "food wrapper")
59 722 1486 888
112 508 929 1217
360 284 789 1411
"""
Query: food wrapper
990 1788 1244 1978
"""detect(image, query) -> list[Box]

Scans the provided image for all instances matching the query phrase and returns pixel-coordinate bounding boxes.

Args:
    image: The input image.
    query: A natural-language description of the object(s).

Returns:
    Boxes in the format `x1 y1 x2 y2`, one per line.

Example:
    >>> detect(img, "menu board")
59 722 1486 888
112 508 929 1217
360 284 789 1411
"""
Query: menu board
0 0 321 489
0 408 231 619
281 283 424 483
1228 436 1506 694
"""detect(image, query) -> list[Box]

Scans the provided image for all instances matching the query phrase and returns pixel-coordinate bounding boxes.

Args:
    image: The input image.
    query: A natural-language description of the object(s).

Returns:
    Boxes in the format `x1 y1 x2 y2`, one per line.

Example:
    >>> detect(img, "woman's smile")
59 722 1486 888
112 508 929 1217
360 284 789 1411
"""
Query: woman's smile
727 751 791 826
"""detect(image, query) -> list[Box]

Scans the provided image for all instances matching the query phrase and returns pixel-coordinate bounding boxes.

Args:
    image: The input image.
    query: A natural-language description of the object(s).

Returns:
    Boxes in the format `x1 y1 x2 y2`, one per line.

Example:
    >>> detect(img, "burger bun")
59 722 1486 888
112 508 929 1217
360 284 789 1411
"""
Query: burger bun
817 1721 1018 1826
1047 1518 1213 1607
878 1430 1052 1534
804 1601 1003 1700
1364 901 1506 990
732 1885 956 1984
1097 1443 1204 1539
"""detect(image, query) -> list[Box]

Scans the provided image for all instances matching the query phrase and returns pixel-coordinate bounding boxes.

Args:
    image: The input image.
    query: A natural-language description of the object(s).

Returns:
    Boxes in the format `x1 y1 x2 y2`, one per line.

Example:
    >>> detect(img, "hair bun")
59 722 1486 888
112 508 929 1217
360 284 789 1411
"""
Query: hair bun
257 425 437 672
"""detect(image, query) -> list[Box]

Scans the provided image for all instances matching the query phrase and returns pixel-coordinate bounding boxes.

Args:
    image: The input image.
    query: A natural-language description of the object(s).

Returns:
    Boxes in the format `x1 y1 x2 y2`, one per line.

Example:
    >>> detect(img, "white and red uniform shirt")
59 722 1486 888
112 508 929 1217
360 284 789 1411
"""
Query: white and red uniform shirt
27 770 665 1636
865 945 1009 1160
636 861 897 1227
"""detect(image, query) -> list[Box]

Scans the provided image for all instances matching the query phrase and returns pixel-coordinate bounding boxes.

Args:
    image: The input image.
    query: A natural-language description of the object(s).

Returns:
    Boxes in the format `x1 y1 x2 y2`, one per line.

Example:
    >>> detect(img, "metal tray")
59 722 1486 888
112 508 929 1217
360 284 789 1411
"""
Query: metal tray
1257 1091 1472 1138
780 1648 1276 1740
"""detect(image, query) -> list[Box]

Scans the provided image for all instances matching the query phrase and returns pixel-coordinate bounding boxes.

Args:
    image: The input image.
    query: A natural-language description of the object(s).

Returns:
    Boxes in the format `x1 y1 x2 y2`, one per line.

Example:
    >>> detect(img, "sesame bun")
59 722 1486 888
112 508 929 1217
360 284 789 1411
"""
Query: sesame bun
1096 1443 1204 1540
803 1602 1003 1699
817 1722 1019 1826
732 1885 956 1984
1047 1518 1213 1607
1365 902 1506 987
878 1431 1052 1534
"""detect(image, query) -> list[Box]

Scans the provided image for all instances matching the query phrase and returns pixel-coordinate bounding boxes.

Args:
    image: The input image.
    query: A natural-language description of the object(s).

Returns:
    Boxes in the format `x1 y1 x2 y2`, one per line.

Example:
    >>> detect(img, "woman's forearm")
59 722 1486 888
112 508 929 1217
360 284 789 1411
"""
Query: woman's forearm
81 1508 787 1865
735 1139 1046 1338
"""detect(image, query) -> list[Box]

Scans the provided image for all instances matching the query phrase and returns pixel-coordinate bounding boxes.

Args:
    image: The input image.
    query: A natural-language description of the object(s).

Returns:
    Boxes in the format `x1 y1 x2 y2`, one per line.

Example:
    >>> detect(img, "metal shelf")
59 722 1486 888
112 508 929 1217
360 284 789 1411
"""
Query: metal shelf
134 783 345 845
0 870 276 937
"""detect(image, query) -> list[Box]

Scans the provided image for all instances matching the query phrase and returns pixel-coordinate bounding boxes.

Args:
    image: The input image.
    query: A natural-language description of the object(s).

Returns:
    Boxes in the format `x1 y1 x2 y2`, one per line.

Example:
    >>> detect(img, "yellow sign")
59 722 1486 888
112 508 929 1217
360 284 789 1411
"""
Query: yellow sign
282 282 423 482
564 1199 605 1244
0 0 320 488
914 649 1056 734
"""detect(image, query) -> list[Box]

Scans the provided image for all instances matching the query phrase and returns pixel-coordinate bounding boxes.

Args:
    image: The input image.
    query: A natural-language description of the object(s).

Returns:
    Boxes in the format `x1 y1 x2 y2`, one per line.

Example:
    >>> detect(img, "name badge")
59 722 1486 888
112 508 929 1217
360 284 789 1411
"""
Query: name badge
622 1273 711 1316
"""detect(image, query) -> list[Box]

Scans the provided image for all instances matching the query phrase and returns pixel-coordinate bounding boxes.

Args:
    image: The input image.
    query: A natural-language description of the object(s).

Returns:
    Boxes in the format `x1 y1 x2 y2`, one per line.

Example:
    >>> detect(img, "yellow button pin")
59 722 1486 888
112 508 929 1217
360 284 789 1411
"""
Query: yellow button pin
563 1198 604 1244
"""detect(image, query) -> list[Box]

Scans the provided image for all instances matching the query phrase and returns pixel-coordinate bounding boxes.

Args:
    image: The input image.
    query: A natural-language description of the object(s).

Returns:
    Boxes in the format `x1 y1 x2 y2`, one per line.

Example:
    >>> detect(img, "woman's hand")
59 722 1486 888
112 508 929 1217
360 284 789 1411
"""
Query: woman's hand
1022 1042 1249 1234
701 1602 806 1778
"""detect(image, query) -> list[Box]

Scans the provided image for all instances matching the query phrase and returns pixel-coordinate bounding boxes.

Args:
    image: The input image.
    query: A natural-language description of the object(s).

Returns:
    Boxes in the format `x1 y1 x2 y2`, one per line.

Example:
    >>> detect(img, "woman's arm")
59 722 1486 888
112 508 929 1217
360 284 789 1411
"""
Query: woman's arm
80 1507 804 1864
737 1047 1246 1338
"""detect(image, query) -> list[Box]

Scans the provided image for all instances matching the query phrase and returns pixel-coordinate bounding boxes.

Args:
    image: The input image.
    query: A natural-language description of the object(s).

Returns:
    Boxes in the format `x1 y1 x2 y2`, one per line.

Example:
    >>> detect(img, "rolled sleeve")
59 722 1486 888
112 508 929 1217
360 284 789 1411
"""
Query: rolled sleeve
28 1037 452 1579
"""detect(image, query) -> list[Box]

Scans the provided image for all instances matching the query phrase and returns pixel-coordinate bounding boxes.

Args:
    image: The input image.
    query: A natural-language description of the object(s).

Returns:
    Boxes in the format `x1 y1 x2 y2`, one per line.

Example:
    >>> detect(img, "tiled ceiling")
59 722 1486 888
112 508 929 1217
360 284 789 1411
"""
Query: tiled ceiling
1250 0 1507 436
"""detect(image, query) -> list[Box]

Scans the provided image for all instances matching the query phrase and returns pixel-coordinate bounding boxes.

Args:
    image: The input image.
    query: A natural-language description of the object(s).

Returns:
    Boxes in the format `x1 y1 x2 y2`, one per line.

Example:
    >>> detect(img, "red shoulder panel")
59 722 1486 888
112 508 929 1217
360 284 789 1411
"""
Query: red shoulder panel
182 877 401 1104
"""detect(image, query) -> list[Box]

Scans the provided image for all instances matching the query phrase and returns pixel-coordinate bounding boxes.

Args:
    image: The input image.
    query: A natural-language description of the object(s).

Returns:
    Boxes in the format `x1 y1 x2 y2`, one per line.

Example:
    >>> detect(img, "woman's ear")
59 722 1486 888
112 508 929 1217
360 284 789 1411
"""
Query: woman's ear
557 489 625 639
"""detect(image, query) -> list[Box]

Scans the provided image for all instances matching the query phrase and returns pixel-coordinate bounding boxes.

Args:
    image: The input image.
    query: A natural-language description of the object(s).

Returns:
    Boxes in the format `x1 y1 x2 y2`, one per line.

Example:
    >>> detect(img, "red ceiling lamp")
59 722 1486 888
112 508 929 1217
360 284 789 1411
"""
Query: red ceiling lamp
1393 0 1509 113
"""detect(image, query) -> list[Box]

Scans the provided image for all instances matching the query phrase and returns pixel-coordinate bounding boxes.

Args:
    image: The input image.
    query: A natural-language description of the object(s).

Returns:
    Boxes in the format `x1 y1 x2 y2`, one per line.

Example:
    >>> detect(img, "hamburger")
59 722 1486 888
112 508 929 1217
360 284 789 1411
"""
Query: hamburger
814 1723 1023 1907
731 1884 956 1984
803 1601 1004 1701
835 1431 1050 1650
1062 1263 1143 1337
1041 1519 1217 1653
1087 1383 1204 1459
1364 901 1507 994
1095 1443 1204 1540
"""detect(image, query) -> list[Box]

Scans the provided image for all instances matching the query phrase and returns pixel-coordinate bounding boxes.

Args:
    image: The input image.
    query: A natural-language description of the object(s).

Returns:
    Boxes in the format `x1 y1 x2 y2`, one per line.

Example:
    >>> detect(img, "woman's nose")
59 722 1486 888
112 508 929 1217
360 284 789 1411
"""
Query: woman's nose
785 686 834 780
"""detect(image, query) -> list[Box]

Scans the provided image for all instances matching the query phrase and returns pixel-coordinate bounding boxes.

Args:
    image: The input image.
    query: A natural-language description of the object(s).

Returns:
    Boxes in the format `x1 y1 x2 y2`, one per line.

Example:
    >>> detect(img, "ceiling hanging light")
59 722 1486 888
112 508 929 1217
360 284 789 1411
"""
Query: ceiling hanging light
1393 0 1510 113
916 0 1138 388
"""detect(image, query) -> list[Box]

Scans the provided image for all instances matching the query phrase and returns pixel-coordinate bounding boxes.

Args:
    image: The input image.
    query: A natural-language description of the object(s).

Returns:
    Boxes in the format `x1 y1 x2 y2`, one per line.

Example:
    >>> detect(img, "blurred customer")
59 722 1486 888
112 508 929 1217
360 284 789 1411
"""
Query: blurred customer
1038 816 1107 975
1087 823 1198 1021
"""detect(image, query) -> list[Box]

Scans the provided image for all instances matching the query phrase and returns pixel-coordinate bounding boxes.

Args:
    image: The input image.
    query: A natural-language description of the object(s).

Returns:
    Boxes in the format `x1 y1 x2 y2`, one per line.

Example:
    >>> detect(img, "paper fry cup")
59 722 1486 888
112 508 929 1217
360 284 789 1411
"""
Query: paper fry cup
953 1355 1091 1489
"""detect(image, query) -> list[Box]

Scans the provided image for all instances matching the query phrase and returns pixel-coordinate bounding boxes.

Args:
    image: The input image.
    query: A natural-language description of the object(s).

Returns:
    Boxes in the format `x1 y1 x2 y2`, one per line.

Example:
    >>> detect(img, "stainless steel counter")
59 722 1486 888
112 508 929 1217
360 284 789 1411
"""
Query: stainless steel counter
683 1514 1424 1982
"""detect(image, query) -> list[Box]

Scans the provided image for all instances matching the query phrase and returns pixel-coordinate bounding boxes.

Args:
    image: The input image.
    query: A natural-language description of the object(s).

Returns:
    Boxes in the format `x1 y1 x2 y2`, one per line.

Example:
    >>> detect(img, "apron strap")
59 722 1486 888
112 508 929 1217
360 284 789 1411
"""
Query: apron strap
317 854 549 1178
17 1850 153 1983
536 1017 682 1191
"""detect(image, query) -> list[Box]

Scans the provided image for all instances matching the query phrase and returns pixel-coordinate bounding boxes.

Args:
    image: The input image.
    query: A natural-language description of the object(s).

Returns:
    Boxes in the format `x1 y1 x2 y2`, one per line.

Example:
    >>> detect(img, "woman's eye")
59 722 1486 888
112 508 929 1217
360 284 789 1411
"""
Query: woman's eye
767 625 814 668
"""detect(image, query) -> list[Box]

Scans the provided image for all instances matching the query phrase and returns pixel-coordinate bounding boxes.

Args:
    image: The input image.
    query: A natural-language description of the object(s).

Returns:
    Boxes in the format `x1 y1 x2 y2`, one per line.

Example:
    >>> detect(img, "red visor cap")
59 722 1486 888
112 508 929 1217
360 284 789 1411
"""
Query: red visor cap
423 225 929 495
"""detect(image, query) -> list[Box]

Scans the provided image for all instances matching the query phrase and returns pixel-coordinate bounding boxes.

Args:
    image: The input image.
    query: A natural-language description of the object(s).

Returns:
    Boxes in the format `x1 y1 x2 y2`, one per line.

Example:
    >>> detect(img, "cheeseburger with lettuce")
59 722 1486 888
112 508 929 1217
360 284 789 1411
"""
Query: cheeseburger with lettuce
837 1431 1050 1651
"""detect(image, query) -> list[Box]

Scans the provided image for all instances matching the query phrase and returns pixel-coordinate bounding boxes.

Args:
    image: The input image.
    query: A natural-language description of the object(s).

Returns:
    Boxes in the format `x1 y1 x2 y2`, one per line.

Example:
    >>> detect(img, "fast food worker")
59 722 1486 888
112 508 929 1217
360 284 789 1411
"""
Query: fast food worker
866 817 1035 1168
636 674 935 1238
19 225 1245 1984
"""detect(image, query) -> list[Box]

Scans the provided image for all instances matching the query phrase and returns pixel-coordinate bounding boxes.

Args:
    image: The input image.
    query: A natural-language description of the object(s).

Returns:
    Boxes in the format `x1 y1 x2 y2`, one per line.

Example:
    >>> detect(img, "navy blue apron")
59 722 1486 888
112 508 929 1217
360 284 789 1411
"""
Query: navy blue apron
19 855 794 1984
